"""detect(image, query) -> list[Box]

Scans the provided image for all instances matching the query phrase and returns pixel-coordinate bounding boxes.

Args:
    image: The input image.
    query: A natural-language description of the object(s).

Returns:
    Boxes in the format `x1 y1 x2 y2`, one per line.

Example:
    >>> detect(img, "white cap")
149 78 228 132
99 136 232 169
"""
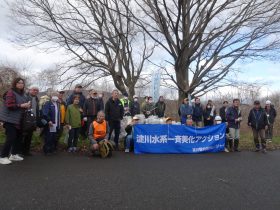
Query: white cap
266 100 271 105
214 116 222 121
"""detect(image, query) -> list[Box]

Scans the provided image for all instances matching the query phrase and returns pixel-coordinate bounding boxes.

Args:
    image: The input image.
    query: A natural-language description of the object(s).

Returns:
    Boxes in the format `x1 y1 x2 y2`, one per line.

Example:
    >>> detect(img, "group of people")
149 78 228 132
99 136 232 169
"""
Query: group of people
0 77 277 164
178 97 277 153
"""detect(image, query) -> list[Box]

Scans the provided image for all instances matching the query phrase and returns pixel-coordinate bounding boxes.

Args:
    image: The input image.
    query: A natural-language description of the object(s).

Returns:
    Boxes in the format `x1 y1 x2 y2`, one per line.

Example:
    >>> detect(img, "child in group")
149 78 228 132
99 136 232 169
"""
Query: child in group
65 95 82 152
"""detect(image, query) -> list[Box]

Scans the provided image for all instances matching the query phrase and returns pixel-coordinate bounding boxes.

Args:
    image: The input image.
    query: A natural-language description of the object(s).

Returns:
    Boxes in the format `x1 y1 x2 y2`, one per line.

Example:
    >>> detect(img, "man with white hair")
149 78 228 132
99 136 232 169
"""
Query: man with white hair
265 100 277 142
22 86 40 156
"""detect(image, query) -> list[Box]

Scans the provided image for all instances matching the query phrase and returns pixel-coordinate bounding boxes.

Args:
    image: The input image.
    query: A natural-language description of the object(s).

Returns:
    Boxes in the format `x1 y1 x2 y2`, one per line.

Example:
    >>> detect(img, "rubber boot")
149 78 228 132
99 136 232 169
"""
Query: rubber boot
234 139 240 152
229 139 234 152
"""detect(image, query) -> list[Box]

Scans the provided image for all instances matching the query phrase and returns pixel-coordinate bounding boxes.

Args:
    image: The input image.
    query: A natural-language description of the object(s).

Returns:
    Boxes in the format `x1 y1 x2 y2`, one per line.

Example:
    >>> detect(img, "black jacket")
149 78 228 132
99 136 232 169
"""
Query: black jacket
83 97 104 117
105 97 124 121
131 101 140 116
248 108 268 130
193 103 204 122
219 107 227 123
265 106 277 124
203 107 216 126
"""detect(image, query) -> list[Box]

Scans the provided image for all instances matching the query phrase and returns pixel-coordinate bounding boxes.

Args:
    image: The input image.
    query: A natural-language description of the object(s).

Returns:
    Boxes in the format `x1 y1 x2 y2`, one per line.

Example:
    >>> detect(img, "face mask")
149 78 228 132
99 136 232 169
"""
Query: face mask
134 98 138 102
216 121 221 124
99 94 103 98
207 106 211 109
92 96 98 99
124 97 128 100
51 96 58 102
149 100 153 103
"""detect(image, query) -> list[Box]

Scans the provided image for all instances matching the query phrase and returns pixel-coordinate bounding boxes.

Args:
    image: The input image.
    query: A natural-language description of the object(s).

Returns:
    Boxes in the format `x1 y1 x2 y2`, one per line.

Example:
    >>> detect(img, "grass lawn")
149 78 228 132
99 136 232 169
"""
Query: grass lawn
0 128 279 152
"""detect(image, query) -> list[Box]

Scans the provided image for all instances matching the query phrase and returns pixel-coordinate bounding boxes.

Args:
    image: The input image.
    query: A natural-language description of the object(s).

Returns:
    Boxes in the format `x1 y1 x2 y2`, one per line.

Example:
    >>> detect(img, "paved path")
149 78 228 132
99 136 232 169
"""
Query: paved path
0 151 279 210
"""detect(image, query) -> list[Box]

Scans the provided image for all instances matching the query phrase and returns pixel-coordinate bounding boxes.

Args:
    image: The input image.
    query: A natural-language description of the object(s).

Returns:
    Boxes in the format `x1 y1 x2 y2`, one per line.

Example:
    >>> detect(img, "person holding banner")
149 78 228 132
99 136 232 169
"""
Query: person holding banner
124 116 140 153
226 99 242 152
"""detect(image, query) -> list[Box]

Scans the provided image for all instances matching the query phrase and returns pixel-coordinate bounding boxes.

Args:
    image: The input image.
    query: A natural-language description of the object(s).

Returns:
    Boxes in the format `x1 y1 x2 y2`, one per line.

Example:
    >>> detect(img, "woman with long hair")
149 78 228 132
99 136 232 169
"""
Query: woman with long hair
0 77 30 164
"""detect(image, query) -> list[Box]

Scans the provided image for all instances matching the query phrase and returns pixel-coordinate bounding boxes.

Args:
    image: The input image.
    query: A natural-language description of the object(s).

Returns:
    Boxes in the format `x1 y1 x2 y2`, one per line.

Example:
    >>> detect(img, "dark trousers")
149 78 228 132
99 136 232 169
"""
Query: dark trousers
86 116 96 134
265 124 274 140
44 129 56 154
108 120 121 148
68 128 80 148
1 123 23 158
22 130 34 155
252 128 266 149
55 125 64 150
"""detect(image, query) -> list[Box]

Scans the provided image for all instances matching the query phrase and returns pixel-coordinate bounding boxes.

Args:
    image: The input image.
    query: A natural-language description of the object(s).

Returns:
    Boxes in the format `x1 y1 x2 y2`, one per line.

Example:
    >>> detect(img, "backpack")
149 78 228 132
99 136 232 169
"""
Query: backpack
99 141 114 158
21 110 37 132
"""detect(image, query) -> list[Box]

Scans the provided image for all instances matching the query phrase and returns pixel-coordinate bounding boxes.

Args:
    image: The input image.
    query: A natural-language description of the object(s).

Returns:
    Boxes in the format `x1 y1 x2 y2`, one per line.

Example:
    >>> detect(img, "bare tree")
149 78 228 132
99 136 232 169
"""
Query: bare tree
10 0 155 96
120 0 280 102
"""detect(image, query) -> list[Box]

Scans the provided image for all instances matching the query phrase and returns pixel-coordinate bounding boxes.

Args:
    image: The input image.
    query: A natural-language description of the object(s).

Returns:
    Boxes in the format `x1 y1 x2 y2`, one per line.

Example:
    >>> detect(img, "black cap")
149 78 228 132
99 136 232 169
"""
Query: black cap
254 100 260 105
123 92 128 97
75 84 83 88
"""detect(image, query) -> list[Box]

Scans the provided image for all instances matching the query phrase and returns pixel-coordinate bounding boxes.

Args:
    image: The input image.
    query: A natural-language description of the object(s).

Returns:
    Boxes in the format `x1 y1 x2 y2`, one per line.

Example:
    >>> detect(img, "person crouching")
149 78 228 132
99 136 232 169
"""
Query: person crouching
124 116 140 153
88 111 115 158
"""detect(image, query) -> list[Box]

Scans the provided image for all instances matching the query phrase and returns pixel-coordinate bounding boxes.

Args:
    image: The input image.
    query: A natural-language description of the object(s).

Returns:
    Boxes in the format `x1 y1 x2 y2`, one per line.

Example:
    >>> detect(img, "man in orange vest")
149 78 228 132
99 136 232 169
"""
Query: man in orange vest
88 111 114 156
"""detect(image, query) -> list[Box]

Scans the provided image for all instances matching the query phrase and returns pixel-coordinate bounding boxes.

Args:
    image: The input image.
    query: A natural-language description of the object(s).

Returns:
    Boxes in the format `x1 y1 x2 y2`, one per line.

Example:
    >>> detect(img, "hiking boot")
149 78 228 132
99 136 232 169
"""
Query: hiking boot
0 157 12 165
9 154 24 161
262 148 267 154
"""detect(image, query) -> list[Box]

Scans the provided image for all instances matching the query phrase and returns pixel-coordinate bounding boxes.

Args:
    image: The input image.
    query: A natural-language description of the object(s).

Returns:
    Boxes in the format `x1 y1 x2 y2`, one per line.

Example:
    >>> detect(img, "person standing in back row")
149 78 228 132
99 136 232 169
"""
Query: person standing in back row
248 100 268 153
105 89 124 150
226 99 242 152
83 89 104 130
264 100 277 142
155 96 166 118
22 86 40 156
192 97 204 127
131 95 140 116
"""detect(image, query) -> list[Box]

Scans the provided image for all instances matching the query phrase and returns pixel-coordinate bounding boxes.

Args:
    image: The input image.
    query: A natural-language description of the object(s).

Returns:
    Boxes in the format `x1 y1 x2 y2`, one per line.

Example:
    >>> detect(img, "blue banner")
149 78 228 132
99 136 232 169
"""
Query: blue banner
133 123 226 154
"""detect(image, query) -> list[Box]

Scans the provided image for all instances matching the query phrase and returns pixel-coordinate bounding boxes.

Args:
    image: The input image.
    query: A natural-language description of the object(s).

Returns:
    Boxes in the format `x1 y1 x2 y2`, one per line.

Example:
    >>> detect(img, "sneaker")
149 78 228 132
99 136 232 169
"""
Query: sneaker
262 149 267 154
125 149 130 153
67 147 73 153
224 148 229 153
255 148 260 152
73 147 77 152
9 154 24 161
0 157 12 165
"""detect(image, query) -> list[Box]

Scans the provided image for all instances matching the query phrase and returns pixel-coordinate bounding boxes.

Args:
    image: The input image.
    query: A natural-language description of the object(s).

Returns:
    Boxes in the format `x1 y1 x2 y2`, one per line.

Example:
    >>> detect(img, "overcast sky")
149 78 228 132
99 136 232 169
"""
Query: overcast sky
0 0 279 98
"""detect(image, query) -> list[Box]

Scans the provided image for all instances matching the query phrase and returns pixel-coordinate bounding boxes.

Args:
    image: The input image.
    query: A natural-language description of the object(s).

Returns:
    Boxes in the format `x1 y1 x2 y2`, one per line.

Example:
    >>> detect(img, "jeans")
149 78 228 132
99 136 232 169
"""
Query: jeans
68 128 80 148
252 128 266 149
229 128 240 140
126 135 133 150
1 123 23 158
108 120 121 148
265 124 274 140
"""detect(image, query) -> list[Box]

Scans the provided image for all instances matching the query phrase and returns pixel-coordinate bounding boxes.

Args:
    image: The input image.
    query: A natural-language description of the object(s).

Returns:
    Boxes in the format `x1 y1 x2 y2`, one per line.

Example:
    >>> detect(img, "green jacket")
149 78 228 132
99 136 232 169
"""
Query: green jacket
65 104 81 128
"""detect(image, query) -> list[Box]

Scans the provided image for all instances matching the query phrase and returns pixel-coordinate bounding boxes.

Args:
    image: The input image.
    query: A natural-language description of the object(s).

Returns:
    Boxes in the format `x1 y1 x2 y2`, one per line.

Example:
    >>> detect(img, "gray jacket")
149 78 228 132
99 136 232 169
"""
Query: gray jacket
0 90 27 125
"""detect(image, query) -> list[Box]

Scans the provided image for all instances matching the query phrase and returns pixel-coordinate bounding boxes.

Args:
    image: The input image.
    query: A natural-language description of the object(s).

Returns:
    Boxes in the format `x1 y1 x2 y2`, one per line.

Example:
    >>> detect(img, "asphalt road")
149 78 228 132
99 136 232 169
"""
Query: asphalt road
0 151 280 210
